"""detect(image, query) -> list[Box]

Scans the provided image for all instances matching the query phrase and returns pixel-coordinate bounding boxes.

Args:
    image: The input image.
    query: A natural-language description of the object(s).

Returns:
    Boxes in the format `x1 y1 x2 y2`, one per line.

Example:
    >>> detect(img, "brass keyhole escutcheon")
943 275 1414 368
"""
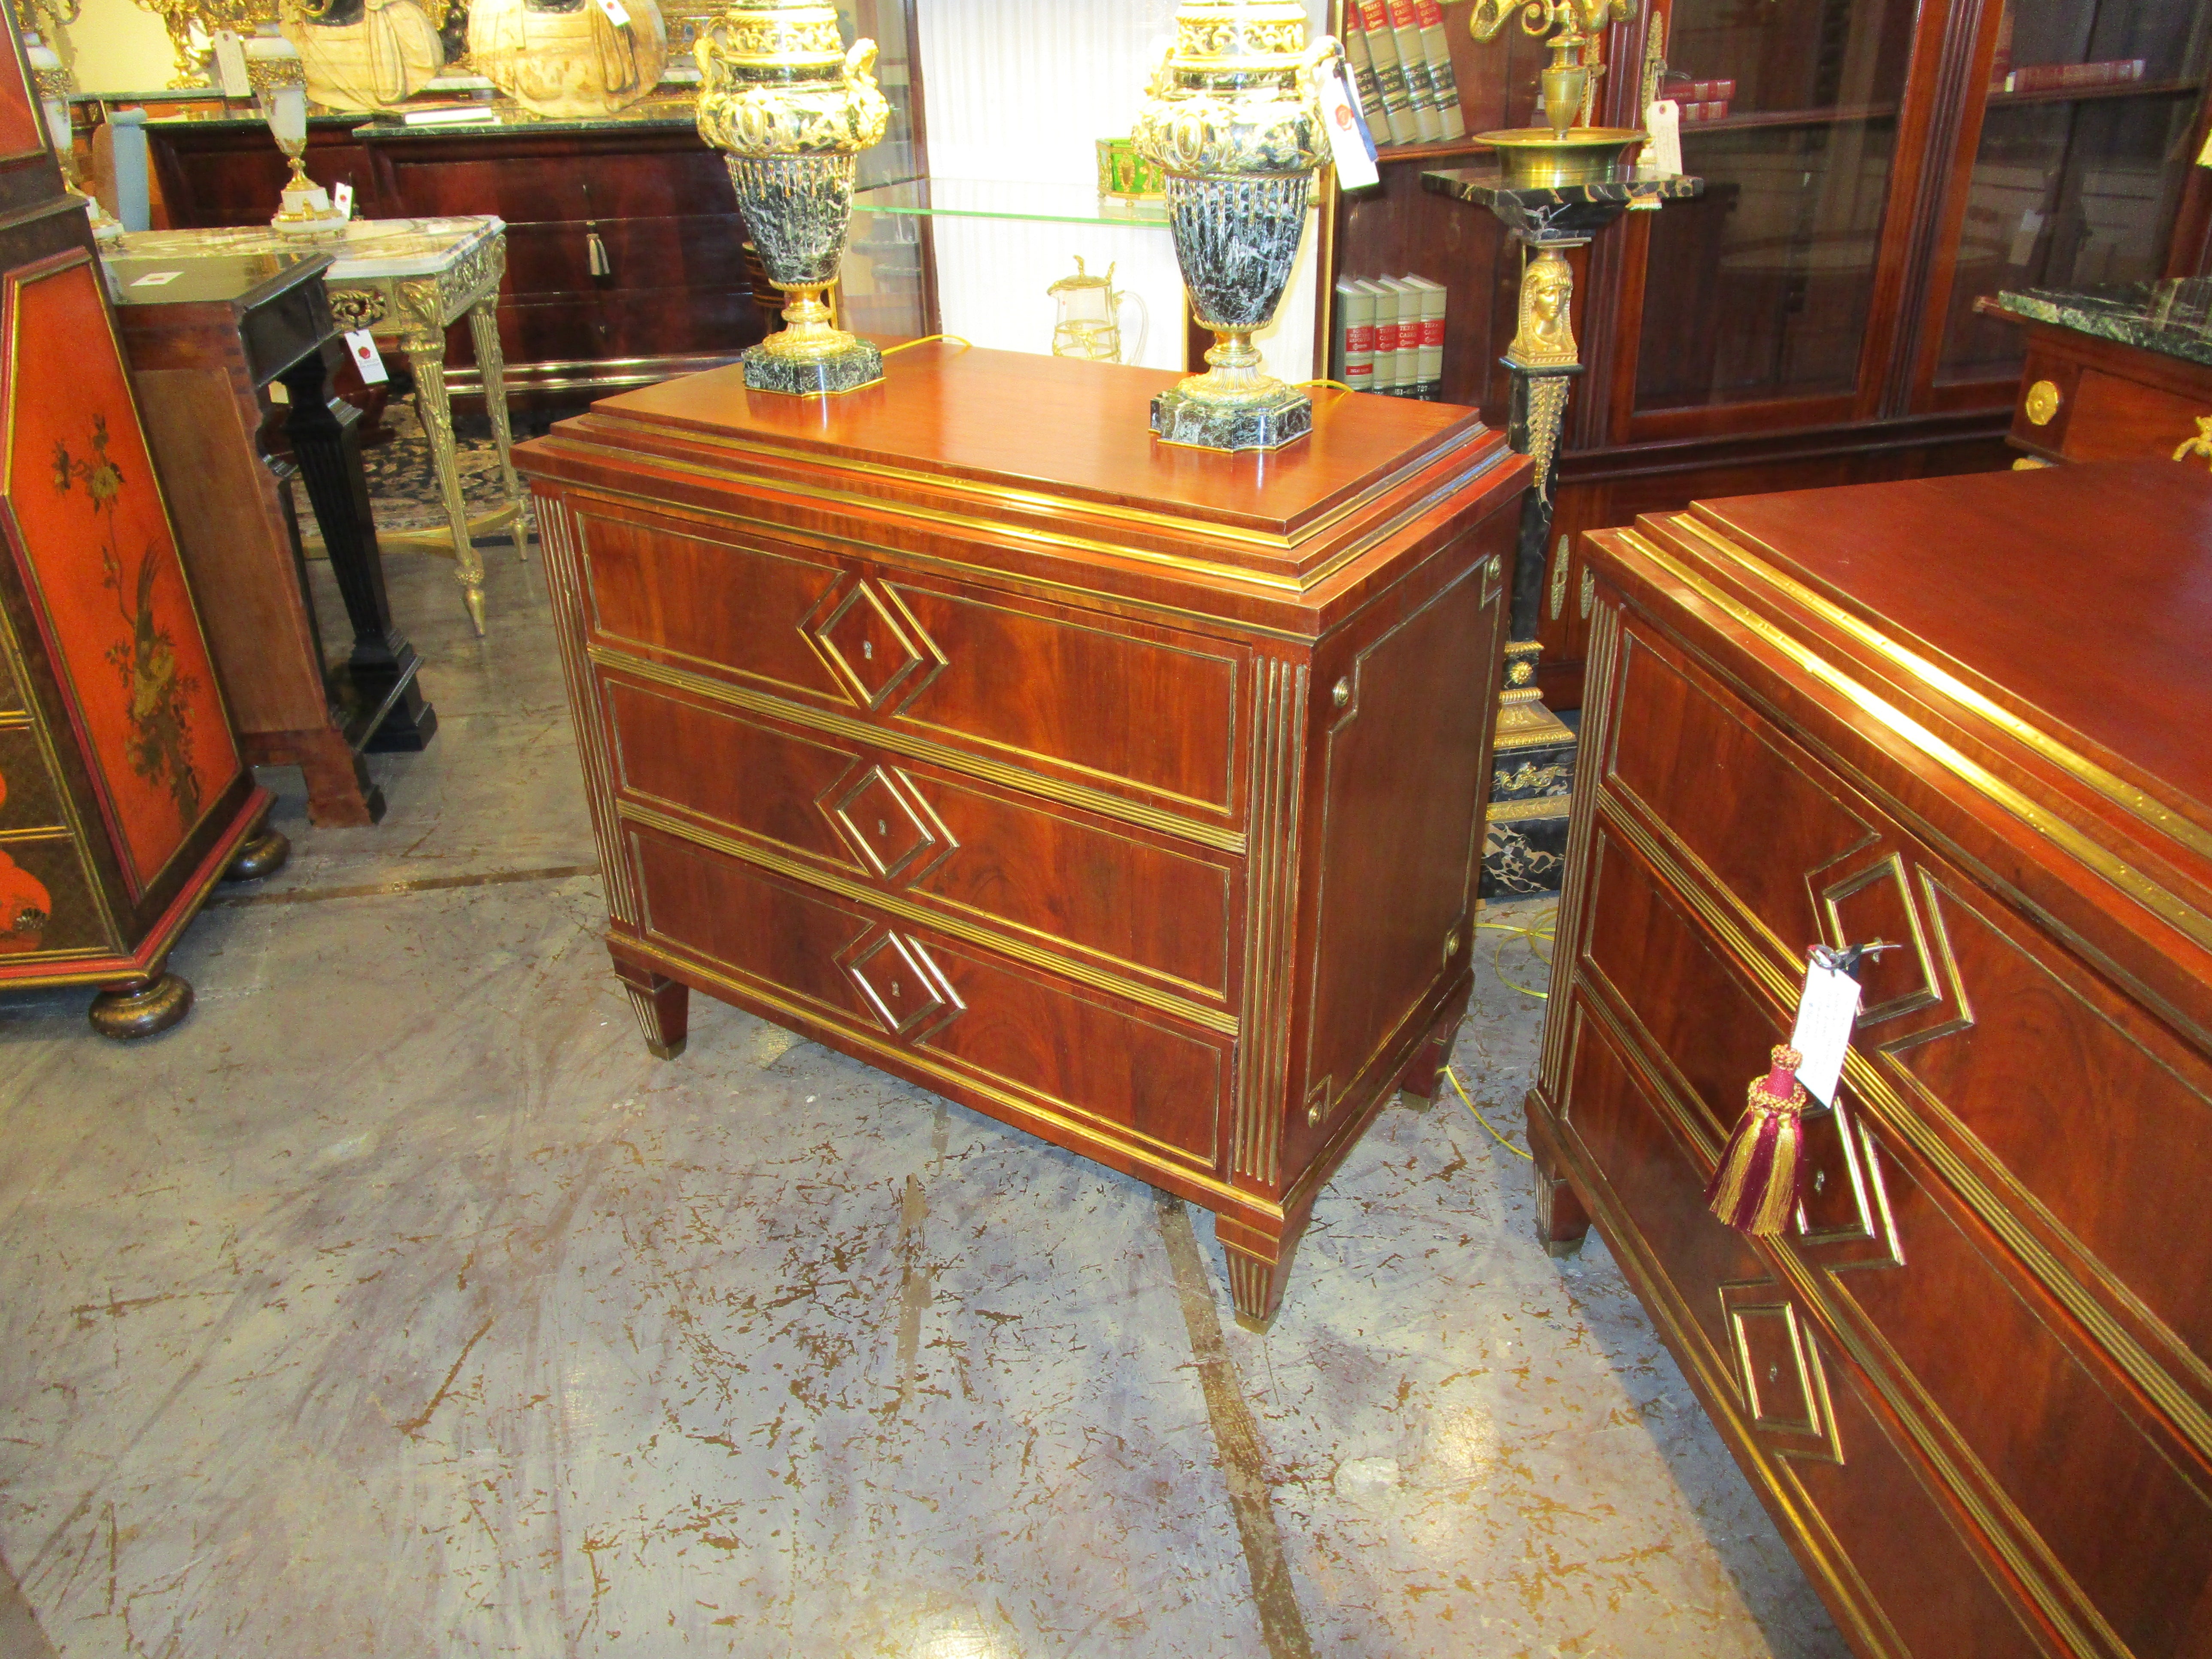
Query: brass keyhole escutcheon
1814 1170 1826 1193
1332 677 1352 709
1768 1364 1780 1383
890 980 902 999
1307 1100 1325 1126
863 639 874 660
2025 378 2061 426
878 819 888 836
1443 929 1462 965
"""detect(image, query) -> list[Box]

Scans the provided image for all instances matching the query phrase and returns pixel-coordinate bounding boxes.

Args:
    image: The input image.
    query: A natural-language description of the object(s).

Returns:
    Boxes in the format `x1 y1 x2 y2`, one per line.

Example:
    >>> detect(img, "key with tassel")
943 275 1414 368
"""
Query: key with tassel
1706 942 1893 1237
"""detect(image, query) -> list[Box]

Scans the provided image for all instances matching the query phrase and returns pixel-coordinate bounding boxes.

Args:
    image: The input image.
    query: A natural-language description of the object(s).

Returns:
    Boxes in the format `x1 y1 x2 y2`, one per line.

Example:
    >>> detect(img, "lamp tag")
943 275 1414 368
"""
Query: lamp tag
1644 99 1683 177
343 329 389 385
332 182 354 219
212 30 250 99
1319 61 1379 192
596 0 632 24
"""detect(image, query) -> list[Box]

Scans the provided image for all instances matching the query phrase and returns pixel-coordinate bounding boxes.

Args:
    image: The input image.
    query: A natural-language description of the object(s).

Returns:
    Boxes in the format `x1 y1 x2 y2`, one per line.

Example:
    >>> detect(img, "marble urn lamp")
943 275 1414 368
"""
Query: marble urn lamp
246 21 348 237
696 0 890 397
1133 0 1336 453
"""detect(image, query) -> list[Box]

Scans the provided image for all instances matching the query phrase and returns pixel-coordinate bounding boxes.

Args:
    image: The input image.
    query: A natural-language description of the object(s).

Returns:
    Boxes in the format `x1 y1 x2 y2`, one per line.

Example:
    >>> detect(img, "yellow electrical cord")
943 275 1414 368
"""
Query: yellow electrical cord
1447 1063 1532 1160
1296 378 1359 394
880 334 974 357
1477 904 1557 1000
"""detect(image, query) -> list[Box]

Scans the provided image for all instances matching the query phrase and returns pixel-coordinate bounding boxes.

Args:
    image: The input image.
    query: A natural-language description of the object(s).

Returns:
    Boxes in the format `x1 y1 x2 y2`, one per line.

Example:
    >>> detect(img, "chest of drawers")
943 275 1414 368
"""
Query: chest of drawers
1539 462 2212 1655
515 344 1528 1323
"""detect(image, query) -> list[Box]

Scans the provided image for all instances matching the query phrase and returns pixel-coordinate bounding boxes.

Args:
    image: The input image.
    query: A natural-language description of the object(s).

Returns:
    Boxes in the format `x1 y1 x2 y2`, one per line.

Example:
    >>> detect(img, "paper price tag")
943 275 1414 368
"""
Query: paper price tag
1787 953 1862 1108
343 329 389 385
332 182 355 219
596 0 632 24
1319 61 1379 192
130 270 182 287
212 29 250 98
1644 99 1683 177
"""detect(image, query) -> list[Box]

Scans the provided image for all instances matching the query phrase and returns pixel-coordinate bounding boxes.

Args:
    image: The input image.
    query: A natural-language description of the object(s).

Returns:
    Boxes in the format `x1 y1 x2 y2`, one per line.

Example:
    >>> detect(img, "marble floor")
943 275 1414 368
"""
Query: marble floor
0 491 1853 1656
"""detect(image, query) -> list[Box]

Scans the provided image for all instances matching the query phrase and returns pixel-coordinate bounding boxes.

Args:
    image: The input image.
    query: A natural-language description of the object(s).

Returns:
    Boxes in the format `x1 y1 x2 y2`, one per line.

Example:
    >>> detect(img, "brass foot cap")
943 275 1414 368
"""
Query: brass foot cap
1542 1235 1587 1260
1232 1309 1278 1335
222 830 292 884
646 1036 688 1062
88 972 194 1041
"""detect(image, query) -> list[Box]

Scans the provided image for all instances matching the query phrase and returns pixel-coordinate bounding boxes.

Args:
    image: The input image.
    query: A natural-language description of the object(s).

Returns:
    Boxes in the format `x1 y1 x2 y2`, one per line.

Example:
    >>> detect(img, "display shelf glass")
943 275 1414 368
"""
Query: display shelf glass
1632 0 1920 412
853 176 1168 228
1936 0 2212 387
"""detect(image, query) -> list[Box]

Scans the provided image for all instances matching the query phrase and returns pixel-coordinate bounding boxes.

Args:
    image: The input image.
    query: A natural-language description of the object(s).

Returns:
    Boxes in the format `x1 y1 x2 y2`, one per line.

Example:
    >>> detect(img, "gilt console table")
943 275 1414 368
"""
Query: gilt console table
516 345 1530 1324
114 216 525 635
1536 461 2212 1654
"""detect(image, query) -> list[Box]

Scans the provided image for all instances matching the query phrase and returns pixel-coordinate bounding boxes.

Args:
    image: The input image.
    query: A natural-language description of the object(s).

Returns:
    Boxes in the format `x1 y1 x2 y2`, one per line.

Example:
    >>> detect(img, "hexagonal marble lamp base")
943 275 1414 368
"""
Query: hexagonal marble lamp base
742 338 886 397
1150 383 1313 453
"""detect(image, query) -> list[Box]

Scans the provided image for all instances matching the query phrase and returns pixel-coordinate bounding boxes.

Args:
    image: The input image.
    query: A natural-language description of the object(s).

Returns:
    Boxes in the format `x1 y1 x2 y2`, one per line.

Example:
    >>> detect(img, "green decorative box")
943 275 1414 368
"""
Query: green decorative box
1095 136 1165 201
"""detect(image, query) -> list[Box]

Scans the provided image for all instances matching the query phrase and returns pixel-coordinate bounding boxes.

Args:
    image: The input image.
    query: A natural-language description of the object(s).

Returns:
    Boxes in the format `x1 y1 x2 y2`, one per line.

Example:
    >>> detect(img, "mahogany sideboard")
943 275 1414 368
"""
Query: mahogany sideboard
515 345 1529 1324
145 112 769 403
1536 461 2212 1656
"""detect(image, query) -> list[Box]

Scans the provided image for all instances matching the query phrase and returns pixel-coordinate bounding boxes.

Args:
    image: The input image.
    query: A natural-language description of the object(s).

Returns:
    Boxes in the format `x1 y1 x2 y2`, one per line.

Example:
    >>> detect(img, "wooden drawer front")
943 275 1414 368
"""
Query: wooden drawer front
0 834 109 962
629 825 1224 1169
603 673 1235 1001
1559 1004 2042 1659
380 149 728 227
575 505 1245 822
502 215 748 298
0 726 65 834
1601 617 2212 1409
1579 825 2212 1653
2058 368 2212 464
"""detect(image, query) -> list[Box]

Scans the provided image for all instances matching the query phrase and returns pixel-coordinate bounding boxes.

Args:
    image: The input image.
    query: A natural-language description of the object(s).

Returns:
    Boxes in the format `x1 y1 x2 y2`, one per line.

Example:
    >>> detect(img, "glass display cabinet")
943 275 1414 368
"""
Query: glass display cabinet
1509 0 2212 706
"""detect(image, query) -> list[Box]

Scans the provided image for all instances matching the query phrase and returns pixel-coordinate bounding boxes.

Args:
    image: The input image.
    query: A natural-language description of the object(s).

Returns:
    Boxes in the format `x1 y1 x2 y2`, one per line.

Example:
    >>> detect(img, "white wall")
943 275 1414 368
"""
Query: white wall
53 0 184 94
912 0 1329 378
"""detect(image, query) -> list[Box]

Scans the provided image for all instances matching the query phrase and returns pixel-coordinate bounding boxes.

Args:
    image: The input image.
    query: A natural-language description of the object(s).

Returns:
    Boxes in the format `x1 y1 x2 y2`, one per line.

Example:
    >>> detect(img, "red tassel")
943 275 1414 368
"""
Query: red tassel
1706 1045 1810 1236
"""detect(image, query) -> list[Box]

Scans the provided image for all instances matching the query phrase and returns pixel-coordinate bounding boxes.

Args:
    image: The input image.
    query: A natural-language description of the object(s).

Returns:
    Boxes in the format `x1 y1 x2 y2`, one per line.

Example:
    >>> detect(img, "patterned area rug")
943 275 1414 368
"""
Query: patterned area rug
353 401 546 539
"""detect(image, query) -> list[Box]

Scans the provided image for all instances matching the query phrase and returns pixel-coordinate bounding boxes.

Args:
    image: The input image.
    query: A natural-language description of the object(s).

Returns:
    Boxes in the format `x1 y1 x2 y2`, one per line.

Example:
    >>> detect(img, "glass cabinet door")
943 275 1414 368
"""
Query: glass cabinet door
1630 0 1924 421
1933 0 2212 390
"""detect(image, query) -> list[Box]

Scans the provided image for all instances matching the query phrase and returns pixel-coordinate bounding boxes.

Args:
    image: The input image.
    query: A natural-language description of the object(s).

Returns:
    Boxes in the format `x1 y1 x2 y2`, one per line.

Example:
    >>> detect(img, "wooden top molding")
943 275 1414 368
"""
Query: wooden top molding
1588 459 2212 1051
514 343 1527 631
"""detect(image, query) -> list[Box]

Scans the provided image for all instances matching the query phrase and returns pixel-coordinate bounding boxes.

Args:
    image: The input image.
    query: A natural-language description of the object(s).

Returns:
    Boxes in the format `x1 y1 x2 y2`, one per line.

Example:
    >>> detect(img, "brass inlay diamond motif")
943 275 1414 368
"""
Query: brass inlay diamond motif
1720 1281 1844 1464
837 926 963 1041
819 763 955 884
802 580 946 712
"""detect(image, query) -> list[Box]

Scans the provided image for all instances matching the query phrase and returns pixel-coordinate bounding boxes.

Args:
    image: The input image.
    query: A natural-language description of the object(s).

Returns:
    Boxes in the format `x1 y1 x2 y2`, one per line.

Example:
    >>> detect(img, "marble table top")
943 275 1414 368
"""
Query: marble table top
1996 278 2212 369
107 216 506 283
1422 167 1703 241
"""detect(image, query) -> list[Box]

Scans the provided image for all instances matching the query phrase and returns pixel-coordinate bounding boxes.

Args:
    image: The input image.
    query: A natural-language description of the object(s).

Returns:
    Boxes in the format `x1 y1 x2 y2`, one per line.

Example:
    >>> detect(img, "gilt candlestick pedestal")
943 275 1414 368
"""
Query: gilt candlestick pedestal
1422 168 1700 895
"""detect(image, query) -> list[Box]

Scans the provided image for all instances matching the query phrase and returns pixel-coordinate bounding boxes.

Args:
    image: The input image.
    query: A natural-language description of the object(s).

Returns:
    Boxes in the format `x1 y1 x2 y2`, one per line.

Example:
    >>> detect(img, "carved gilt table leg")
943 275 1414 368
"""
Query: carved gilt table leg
403 323 489 636
466 295 529 564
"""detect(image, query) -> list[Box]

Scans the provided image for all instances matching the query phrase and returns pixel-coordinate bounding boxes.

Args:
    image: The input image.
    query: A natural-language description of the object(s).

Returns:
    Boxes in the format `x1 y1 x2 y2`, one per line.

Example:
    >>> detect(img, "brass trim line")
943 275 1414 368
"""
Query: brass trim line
587 642 1248 856
619 799 1240 1037
1669 513 2212 871
1616 528 2212 960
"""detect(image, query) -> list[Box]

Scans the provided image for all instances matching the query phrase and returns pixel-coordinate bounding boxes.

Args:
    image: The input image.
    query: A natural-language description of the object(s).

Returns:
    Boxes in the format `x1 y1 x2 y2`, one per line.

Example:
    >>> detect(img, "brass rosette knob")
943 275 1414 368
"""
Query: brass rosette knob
1133 0 1336 452
696 0 891 396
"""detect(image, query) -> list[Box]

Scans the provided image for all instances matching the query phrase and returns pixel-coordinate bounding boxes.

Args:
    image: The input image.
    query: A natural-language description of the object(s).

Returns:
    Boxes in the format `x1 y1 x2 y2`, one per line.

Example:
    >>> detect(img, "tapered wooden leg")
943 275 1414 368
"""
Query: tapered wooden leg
1398 1005 1467 1104
1526 1093 1589 1258
1216 1210 1308 1333
612 957 688 1060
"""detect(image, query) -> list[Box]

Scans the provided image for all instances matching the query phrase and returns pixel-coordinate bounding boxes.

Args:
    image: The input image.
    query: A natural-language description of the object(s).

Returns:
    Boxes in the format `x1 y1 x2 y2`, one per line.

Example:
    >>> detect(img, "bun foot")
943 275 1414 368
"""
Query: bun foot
222 830 292 884
88 972 194 1040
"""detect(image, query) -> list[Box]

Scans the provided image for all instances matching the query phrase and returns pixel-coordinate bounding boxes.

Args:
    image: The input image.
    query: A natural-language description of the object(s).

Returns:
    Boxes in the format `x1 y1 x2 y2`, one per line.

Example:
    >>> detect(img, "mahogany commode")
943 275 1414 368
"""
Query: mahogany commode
1536 461 2212 1655
516 343 1528 1322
